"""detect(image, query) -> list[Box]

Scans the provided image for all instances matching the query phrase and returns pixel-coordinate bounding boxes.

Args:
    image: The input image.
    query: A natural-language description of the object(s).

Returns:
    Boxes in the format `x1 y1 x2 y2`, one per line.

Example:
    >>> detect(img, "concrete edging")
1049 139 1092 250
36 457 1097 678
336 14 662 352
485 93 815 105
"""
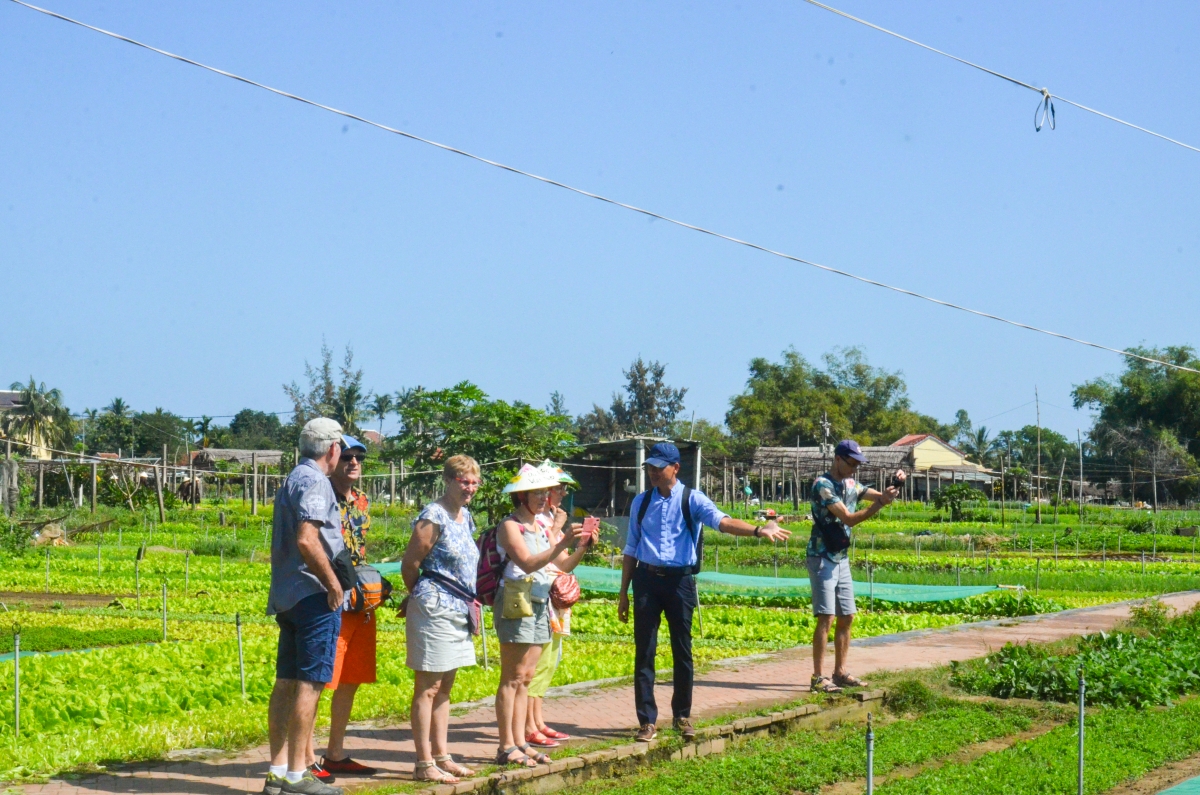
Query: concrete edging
418 689 887 795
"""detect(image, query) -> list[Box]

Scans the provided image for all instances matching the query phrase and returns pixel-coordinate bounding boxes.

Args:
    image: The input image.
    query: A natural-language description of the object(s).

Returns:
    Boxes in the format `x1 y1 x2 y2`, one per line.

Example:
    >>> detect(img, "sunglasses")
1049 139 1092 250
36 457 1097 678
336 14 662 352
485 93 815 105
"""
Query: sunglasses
340 454 365 464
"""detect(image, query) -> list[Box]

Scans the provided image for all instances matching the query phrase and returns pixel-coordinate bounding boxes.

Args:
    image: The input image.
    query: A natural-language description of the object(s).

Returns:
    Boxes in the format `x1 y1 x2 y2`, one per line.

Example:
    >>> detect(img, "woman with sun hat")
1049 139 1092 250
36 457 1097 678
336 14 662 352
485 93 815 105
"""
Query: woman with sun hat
492 464 593 768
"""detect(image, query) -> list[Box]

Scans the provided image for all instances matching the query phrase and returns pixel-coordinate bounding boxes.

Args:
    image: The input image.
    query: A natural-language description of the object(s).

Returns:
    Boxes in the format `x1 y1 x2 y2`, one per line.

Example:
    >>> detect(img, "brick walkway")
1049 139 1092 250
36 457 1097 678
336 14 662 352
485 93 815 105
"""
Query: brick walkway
28 592 1200 795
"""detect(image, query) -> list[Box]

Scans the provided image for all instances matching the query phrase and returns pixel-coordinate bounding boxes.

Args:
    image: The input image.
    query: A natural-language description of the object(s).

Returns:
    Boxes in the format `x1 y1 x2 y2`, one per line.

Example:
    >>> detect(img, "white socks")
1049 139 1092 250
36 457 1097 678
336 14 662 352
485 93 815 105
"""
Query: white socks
269 765 287 778
285 770 305 783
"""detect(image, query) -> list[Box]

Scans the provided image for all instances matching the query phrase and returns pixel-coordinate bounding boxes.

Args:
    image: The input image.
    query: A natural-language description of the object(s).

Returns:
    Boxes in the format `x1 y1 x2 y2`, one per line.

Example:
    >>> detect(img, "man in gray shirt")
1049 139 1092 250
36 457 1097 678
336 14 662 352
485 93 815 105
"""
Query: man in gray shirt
264 418 347 795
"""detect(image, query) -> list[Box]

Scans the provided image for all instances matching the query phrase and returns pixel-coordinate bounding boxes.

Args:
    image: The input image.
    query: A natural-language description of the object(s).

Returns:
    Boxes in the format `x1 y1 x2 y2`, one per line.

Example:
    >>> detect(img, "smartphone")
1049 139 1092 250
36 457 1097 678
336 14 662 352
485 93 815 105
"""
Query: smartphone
582 516 601 545
890 470 906 490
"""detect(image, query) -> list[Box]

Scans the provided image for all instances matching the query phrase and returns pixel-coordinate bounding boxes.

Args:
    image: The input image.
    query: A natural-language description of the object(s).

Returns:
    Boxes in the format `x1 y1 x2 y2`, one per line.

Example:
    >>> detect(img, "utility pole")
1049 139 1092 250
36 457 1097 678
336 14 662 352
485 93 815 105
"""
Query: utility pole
1035 386 1043 524
1000 457 1007 529
1077 430 1085 526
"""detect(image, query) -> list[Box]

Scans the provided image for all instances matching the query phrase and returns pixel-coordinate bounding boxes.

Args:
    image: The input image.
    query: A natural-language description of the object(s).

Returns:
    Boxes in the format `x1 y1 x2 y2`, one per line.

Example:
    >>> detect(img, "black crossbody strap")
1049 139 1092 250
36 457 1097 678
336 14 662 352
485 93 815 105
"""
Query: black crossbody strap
420 568 478 603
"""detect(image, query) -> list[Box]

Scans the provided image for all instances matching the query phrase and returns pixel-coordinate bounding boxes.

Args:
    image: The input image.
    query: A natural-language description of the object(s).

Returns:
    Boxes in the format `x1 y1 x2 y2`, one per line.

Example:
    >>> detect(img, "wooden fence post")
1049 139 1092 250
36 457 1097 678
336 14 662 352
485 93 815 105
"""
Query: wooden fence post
251 452 258 516
90 461 97 513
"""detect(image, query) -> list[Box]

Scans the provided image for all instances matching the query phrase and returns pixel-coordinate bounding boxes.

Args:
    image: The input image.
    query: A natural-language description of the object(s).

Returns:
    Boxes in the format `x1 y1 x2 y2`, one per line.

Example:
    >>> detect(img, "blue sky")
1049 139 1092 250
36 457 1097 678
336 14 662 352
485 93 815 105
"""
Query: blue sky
2 0 1197 438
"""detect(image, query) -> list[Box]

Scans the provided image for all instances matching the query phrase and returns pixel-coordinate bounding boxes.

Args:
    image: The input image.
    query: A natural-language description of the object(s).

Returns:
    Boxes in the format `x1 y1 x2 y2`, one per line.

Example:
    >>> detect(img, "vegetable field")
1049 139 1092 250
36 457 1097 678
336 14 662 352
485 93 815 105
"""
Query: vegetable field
0 500 1194 784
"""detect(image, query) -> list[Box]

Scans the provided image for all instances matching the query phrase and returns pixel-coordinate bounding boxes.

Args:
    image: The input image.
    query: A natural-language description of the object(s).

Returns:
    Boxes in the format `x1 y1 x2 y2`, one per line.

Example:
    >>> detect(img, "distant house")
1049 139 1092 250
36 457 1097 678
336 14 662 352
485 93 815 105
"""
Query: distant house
361 430 383 446
752 434 994 502
191 448 283 470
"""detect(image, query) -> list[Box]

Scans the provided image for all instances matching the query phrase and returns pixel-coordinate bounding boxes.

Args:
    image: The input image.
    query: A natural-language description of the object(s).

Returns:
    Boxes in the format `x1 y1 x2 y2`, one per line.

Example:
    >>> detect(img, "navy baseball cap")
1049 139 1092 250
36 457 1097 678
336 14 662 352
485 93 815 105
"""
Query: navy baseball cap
340 434 367 453
834 439 868 463
645 442 681 468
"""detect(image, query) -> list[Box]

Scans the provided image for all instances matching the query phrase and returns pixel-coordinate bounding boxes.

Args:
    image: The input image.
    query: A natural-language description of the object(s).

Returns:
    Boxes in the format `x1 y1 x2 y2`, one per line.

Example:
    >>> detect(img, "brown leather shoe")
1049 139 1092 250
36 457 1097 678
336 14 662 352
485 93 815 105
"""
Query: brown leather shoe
673 718 696 741
635 723 657 742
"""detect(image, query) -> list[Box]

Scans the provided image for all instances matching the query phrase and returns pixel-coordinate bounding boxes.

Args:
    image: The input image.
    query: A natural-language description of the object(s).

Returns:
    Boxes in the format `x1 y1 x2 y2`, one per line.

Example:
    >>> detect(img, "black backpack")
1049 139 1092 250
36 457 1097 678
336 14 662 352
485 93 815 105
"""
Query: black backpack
635 485 702 575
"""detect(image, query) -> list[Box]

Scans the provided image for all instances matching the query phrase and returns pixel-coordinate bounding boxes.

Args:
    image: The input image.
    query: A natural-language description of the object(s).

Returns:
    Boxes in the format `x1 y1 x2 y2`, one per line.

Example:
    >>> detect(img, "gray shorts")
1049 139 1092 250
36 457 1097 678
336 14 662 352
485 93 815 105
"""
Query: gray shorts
493 582 552 645
806 555 856 617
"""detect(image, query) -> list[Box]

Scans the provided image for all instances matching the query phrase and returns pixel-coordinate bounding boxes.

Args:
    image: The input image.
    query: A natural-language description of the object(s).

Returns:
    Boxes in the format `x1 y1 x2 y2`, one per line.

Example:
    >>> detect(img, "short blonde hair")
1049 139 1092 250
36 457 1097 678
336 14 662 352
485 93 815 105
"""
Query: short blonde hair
443 455 480 481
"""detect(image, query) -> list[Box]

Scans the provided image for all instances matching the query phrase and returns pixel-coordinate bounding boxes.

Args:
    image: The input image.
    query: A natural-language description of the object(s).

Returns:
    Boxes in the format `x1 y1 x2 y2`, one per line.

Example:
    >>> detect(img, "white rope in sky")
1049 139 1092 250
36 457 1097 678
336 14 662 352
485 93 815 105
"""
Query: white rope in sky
799 0 1200 154
7 0 1198 375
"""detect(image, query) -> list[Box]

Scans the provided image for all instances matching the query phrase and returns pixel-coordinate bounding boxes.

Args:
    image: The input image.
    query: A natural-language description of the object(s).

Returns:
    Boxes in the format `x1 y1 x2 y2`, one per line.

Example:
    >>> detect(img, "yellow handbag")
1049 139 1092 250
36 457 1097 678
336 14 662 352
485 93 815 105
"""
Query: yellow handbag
500 577 535 619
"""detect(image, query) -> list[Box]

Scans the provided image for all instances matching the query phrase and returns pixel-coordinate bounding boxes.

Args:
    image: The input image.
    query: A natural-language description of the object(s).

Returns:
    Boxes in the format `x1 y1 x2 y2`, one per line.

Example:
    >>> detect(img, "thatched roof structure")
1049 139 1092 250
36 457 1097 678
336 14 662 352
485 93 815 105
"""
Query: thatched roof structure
191 448 283 469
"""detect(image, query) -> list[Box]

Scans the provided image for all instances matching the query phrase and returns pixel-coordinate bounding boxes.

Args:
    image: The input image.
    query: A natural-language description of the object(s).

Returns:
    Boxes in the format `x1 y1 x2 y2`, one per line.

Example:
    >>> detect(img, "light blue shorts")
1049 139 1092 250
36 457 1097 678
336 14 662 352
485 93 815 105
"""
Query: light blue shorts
806 555 856 617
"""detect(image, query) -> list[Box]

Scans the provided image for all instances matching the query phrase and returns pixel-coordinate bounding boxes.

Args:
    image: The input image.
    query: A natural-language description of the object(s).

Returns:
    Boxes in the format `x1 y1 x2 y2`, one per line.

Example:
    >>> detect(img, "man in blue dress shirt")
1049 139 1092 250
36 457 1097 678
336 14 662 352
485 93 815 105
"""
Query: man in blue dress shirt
618 442 790 742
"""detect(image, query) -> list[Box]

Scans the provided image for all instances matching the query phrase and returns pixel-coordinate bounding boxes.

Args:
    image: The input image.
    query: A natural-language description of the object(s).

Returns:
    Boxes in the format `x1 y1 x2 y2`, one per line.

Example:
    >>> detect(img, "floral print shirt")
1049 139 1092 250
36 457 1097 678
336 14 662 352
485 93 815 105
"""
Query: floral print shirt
808 474 866 563
336 487 370 566
411 501 480 614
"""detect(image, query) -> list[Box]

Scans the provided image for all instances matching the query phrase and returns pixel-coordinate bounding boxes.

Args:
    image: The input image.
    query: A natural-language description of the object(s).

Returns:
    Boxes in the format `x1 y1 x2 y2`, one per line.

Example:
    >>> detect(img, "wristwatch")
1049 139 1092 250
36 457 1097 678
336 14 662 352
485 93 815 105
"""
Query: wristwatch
753 526 762 538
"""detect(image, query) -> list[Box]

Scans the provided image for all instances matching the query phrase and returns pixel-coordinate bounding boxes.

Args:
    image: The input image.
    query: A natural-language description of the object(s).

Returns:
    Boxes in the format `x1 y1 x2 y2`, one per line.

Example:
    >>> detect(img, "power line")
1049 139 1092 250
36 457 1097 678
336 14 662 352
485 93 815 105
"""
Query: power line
7 0 1199 377
798 0 1200 154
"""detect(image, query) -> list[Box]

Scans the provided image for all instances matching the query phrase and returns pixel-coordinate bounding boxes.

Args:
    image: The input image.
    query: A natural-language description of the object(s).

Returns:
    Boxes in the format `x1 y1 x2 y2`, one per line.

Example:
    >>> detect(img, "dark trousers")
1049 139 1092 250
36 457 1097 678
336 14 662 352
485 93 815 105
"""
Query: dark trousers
632 565 697 726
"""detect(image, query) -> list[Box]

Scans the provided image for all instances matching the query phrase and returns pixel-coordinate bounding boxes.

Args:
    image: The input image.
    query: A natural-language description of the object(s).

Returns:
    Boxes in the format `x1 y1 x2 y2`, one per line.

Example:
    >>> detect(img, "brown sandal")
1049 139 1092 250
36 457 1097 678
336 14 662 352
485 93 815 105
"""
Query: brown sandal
811 675 843 693
833 673 867 688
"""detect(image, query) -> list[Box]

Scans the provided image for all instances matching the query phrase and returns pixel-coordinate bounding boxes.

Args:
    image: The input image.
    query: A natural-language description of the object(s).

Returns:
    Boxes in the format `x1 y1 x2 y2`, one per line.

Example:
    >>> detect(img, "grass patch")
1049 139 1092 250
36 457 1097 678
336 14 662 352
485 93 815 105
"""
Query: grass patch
878 697 1200 794
569 686 1042 795
0 626 159 653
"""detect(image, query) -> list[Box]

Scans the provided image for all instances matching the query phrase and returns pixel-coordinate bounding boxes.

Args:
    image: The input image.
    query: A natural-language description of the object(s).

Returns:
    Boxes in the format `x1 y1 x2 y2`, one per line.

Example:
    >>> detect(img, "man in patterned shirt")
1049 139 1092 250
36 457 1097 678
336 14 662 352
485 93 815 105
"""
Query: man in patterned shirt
311 435 378 778
807 439 904 693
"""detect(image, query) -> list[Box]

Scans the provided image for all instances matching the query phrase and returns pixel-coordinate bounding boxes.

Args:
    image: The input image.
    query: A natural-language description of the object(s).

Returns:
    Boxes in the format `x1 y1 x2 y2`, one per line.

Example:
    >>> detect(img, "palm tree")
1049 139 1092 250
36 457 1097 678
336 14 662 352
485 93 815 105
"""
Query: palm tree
370 394 394 438
3 378 74 456
193 416 214 448
332 383 365 436
104 397 129 417
960 426 997 467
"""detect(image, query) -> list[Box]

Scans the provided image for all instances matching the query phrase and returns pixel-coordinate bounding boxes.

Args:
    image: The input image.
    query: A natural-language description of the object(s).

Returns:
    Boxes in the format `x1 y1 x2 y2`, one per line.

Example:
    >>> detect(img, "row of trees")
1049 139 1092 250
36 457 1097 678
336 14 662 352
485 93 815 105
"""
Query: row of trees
5 343 1198 504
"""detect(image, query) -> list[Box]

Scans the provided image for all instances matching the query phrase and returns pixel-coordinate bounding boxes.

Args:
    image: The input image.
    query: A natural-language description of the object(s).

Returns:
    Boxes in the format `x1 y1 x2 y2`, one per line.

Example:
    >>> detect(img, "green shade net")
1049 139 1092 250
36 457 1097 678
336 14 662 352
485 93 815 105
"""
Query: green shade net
1161 778 1200 795
375 562 995 603
571 566 996 602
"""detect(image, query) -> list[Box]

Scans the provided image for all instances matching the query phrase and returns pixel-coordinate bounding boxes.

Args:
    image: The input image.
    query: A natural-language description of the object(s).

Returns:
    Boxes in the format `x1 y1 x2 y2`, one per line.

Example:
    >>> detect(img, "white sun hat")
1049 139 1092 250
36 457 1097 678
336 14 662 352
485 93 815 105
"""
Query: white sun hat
537 459 578 487
502 463 564 493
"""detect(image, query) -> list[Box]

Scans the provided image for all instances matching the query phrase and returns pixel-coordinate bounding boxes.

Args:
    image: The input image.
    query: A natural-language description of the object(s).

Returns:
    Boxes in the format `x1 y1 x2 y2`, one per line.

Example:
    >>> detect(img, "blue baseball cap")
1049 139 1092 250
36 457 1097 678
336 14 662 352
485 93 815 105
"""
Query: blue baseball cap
834 439 868 464
340 434 367 453
645 442 681 468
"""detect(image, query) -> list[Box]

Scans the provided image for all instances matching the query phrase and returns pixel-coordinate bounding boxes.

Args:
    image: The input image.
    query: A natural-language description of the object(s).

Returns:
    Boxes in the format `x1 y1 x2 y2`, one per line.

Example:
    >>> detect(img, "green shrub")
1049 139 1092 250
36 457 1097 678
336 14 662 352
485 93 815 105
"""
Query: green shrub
885 679 939 714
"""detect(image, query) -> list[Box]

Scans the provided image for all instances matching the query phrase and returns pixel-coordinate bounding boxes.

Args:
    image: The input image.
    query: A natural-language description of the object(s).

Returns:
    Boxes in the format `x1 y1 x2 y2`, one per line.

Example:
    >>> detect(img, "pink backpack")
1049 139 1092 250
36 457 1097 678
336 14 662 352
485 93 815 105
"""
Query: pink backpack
475 523 505 607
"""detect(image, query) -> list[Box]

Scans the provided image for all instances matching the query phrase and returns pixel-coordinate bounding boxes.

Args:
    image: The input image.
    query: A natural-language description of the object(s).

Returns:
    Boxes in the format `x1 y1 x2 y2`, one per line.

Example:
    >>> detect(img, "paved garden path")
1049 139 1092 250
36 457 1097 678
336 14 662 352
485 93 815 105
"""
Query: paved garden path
27 592 1200 795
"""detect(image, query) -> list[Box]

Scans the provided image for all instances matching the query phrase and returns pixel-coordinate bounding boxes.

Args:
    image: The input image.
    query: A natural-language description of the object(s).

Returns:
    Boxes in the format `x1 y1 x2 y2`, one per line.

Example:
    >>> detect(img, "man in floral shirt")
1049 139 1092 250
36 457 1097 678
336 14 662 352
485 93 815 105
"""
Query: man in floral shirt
308 435 378 779
807 439 903 693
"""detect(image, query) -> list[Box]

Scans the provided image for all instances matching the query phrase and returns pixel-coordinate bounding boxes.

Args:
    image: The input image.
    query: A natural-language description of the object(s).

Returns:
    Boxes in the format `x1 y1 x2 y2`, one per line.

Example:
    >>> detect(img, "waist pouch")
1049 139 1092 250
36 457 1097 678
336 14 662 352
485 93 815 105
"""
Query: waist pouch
345 564 394 613
501 577 535 619
814 512 851 554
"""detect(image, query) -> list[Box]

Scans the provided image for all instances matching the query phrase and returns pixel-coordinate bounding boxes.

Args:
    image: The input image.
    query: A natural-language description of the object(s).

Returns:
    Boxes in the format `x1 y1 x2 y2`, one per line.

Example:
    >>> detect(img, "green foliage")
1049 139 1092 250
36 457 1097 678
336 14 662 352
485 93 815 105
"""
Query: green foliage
2 377 74 454
574 699 1035 795
724 346 948 451
1124 514 1156 534
932 483 987 522
885 678 939 714
576 357 688 442
390 381 580 522
879 698 1200 795
283 341 368 434
2 626 159 653
951 606 1200 707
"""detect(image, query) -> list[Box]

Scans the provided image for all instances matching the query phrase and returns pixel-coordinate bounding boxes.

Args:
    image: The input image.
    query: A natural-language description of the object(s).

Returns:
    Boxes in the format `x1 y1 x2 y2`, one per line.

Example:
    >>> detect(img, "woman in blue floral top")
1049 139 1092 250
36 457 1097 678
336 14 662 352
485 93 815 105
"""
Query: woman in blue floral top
401 455 482 785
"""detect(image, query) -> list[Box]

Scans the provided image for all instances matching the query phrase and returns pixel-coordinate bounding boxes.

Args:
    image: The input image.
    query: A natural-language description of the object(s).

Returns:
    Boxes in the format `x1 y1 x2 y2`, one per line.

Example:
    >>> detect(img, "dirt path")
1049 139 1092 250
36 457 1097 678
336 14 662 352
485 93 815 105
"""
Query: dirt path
1102 752 1200 795
21 591 1200 795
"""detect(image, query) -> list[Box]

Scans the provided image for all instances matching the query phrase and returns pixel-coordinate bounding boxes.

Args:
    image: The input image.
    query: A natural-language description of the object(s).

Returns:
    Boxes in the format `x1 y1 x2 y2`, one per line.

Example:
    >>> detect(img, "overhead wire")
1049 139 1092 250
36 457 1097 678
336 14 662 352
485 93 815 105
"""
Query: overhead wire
798 0 1200 154
5 0 1198 377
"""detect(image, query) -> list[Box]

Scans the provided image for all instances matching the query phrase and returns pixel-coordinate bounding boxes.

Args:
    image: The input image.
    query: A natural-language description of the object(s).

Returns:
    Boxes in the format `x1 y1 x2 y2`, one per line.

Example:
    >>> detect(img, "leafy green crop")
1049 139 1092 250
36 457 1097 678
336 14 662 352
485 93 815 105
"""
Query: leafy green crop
952 605 1200 707
0 626 159 654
